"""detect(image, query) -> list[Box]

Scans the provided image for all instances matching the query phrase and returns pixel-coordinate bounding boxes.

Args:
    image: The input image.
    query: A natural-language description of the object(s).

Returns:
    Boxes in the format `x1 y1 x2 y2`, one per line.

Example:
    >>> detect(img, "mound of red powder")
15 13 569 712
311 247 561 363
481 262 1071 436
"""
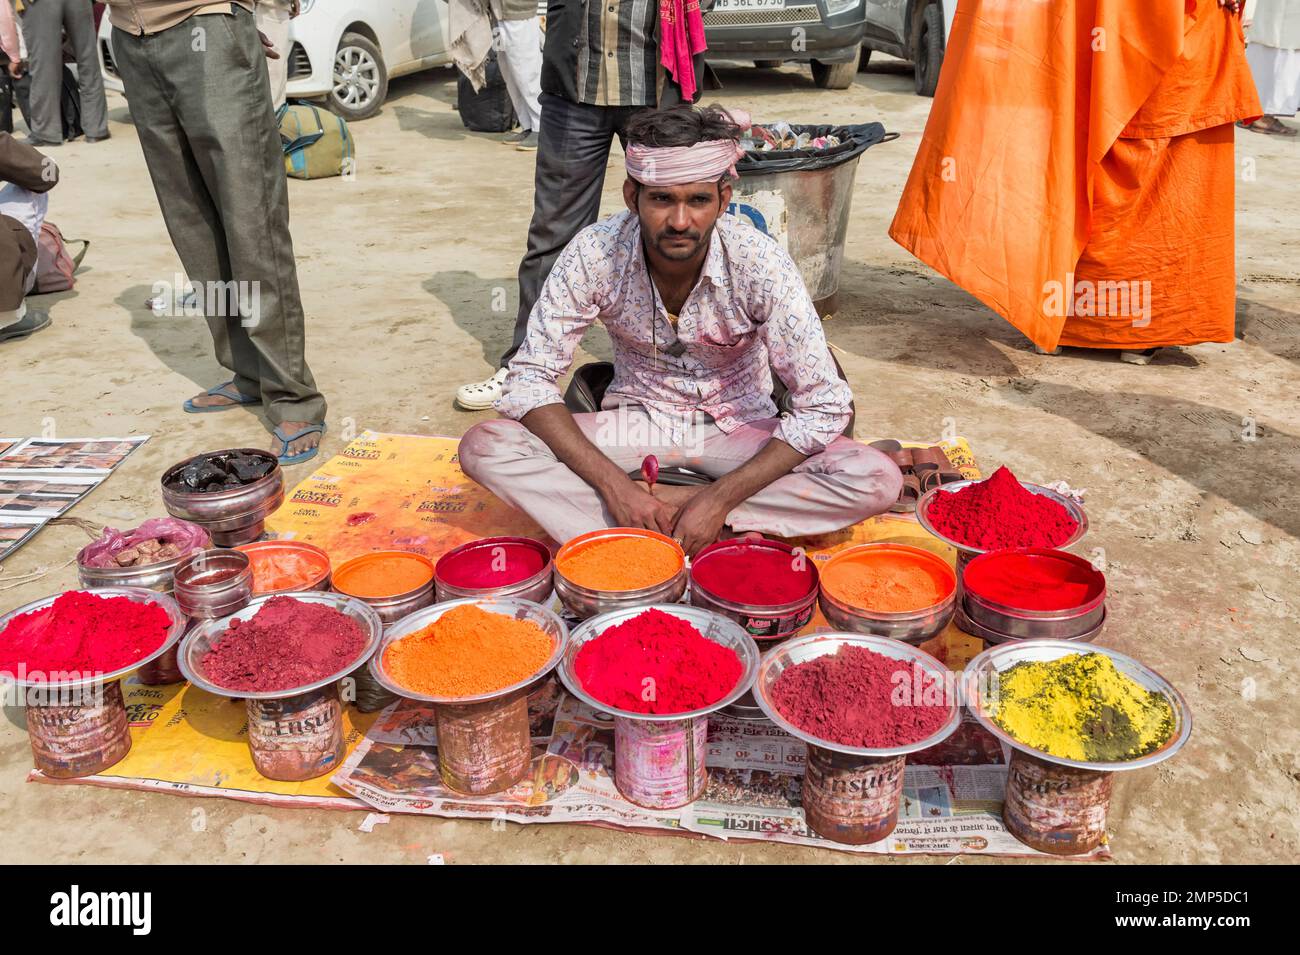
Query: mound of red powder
771 645 950 748
927 466 1078 550
200 596 368 693
0 590 171 678
575 608 743 715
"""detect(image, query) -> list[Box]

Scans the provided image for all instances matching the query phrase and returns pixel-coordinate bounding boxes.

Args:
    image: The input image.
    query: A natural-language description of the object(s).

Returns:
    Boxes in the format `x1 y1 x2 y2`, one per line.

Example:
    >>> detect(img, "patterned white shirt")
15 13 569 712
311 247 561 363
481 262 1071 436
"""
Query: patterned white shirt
496 210 852 456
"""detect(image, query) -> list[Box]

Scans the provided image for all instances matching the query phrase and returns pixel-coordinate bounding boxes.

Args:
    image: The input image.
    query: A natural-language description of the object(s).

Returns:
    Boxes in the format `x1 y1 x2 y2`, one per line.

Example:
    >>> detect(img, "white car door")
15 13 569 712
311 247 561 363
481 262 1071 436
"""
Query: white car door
409 0 448 59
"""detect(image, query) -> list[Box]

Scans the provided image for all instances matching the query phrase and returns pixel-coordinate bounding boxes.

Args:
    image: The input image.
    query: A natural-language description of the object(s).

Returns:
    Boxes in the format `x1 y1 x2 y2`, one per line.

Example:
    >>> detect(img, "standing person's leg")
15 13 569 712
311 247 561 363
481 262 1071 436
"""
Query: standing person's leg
19 0 63 143
455 94 622 409
62 0 109 139
495 17 542 136
255 0 292 110
111 24 263 402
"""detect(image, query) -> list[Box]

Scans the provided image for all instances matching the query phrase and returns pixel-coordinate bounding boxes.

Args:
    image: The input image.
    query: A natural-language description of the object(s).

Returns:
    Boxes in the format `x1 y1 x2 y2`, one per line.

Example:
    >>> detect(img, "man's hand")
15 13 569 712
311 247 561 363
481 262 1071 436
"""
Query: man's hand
604 480 676 535
671 487 732 557
6 60 23 79
259 30 281 59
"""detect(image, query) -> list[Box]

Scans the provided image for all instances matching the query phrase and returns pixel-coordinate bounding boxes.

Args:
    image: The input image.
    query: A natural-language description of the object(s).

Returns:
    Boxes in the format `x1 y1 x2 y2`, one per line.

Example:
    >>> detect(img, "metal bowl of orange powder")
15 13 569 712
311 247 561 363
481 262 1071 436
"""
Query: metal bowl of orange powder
332 550 435 626
817 543 957 644
370 596 568 705
235 540 332 596
553 528 687 620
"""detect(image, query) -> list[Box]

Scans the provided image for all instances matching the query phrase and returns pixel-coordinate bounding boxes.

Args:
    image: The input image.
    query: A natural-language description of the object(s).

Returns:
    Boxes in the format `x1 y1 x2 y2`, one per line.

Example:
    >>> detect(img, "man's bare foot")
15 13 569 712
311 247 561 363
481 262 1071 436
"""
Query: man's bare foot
274 420 323 459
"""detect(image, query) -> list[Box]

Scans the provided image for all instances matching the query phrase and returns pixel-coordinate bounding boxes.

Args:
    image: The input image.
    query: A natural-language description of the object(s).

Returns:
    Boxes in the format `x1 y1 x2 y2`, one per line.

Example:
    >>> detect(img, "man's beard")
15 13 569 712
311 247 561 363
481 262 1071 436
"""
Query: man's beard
652 223 712 261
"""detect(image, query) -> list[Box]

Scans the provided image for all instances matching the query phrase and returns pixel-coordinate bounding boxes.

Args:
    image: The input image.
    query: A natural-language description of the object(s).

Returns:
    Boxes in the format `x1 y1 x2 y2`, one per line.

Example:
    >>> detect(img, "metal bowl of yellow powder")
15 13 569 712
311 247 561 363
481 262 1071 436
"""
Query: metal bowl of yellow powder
960 641 1191 771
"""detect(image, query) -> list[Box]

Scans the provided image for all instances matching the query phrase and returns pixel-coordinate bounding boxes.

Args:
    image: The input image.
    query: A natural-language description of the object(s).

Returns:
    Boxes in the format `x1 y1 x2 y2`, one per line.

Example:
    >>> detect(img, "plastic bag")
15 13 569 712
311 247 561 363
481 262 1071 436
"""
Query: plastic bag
78 518 211 569
736 122 894 175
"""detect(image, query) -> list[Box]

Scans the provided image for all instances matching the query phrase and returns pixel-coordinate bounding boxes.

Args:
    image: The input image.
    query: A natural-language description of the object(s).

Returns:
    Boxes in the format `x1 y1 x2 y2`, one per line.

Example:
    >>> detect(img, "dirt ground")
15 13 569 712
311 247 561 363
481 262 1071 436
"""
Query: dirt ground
1 56 1296 865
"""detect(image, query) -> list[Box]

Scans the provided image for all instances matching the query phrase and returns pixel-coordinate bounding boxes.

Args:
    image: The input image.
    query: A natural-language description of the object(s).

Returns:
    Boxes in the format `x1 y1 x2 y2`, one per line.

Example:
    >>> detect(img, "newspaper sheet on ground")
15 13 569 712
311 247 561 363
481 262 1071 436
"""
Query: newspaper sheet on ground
332 684 1108 858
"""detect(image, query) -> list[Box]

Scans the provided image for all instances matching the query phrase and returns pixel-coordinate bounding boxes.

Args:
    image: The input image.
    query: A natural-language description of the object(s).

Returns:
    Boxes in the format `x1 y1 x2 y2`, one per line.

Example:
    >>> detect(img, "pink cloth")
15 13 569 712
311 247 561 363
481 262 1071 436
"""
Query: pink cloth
660 0 707 103
625 138 744 184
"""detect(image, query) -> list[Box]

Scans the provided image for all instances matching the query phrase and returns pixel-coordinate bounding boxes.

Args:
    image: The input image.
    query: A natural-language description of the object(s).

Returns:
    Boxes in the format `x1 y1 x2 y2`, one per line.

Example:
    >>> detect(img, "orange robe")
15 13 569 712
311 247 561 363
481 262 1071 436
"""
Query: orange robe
889 0 1261 351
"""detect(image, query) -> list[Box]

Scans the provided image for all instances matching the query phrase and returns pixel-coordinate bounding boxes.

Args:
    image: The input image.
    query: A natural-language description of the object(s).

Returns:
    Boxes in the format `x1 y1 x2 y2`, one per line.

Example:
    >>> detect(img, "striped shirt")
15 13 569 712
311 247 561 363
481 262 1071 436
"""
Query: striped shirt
574 0 658 107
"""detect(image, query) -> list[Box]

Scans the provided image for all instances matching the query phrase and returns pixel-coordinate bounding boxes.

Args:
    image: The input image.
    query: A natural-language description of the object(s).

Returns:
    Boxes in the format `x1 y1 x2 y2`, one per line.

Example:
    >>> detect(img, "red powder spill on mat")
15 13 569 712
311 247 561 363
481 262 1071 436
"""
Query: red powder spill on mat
437 541 547 589
963 551 1103 611
200 596 367 693
691 542 815 605
927 466 1078 550
0 591 170 678
771 645 950 748
575 608 742 715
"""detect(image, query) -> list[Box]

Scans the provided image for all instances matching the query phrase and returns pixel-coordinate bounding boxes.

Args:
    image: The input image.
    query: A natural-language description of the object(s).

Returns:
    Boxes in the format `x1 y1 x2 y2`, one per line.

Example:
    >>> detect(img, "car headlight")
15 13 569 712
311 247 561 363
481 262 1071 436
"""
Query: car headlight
824 0 859 16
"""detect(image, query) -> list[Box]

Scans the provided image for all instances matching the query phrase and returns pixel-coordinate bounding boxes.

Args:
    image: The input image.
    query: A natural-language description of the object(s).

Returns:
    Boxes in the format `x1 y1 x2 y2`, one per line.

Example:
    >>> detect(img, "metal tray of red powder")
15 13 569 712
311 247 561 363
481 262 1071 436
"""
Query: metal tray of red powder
960 641 1192 772
0 587 188 690
558 604 760 721
915 480 1089 557
369 596 569 705
751 633 962 757
179 592 383 700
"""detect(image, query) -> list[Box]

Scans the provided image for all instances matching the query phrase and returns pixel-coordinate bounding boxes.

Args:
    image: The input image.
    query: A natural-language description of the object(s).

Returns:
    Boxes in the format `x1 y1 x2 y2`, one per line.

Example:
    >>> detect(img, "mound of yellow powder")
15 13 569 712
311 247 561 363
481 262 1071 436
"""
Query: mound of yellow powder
988 653 1174 761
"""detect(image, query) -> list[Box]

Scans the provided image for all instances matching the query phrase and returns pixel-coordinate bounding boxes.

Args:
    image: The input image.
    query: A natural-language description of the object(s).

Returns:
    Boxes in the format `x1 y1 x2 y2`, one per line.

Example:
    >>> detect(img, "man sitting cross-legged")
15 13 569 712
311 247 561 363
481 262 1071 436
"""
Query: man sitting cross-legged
459 105 902 555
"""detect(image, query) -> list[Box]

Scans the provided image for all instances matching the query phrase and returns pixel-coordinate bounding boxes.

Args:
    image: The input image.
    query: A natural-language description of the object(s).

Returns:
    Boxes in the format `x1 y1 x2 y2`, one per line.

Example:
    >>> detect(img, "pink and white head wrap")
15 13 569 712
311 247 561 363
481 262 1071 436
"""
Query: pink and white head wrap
625 108 752 186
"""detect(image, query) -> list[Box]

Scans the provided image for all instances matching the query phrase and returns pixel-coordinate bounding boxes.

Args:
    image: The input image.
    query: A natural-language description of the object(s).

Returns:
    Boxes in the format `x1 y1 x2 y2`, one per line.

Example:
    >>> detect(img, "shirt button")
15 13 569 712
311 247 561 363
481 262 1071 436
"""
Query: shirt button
607 51 614 57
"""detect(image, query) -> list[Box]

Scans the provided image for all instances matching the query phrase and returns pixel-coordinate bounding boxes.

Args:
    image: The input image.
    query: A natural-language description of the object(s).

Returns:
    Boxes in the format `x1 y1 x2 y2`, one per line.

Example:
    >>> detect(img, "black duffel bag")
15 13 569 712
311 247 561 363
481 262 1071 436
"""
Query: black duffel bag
457 50 517 133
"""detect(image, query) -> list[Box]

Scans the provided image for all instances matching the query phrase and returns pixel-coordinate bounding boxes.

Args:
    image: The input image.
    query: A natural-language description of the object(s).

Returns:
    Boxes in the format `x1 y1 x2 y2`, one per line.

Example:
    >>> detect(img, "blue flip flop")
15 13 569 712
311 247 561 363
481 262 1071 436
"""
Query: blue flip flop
273 422 326 466
183 381 263 414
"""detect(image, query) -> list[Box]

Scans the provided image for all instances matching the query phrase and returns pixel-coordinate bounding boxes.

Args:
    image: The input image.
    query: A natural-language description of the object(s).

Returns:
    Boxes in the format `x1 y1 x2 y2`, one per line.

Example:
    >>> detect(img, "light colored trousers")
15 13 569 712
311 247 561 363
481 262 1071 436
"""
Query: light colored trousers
495 17 542 131
256 0 293 110
459 407 903 543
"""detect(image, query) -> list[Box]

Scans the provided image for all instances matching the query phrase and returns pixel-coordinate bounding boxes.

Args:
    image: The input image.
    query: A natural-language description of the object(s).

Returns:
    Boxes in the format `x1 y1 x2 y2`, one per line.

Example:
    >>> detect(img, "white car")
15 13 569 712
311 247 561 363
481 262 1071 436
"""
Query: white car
98 0 453 121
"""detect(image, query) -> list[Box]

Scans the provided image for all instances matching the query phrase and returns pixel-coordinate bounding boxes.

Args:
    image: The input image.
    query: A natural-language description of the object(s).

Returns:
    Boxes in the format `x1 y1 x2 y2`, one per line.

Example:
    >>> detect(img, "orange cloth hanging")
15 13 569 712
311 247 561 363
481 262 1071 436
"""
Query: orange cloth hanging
889 0 1261 351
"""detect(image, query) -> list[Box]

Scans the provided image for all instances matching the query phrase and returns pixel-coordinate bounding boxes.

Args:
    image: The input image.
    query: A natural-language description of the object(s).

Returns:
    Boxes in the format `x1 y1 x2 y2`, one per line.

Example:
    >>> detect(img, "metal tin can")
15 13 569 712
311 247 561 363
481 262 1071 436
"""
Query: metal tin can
1002 749 1113 855
24 680 132 778
434 690 532 795
612 714 708 810
801 745 906 845
160 449 284 547
245 685 345 781
236 540 332 596
172 549 254 619
434 536 554 604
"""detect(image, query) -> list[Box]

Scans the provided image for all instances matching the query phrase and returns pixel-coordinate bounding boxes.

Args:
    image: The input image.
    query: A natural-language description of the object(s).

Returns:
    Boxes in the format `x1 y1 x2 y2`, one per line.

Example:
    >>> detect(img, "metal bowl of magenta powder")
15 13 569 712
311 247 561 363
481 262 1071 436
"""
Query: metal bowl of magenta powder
751 633 962 757
558 604 760 721
179 591 383 700
960 641 1192 772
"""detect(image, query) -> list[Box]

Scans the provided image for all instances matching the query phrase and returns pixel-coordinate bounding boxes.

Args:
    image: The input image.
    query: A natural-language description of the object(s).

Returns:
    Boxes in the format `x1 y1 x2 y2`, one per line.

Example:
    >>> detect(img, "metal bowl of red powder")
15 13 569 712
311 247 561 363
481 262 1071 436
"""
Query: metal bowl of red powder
178 592 383 700
961 548 1106 640
558 605 760 721
0 587 188 690
752 633 962 757
960 641 1192 772
369 596 569 705
553 528 687 621
434 536 554 605
689 538 819 642
916 479 1088 568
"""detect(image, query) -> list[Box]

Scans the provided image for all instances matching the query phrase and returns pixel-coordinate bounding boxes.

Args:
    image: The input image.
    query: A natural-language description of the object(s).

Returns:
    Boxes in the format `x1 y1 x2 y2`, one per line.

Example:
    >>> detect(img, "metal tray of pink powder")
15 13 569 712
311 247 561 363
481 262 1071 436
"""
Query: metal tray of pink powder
915 479 1089 562
178 591 383 700
0 587 188 690
960 640 1192 772
751 632 962 758
558 604 760 722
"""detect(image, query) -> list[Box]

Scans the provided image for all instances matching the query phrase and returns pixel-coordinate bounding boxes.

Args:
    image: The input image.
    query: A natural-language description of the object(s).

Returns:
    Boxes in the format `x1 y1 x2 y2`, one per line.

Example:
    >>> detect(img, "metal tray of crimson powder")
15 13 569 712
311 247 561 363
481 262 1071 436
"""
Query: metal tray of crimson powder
915 479 1089 568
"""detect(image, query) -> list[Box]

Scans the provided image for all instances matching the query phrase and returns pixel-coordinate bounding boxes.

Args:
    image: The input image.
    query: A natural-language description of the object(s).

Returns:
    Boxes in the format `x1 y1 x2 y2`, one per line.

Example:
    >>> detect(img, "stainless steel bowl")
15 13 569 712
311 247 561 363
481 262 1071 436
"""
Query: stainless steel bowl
960 640 1192 772
77 550 193 592
178 591 383 700
964 591 1105 639
816 543 957 644
434 537 555 605
236 540 332 596
751 633 961 757
172 548 254 619
369 597 568 705
915 479 1089 569
688 538 819 641
553 528 687 620
160 449 284 547
956 599 1106 645
557 604 760 721
0 587 187 690
332 551 435 626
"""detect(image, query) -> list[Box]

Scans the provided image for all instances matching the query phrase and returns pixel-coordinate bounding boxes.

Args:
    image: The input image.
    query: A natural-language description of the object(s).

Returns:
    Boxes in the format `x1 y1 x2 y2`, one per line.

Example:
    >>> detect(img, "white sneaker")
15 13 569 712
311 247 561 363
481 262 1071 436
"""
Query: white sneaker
455 368 509 411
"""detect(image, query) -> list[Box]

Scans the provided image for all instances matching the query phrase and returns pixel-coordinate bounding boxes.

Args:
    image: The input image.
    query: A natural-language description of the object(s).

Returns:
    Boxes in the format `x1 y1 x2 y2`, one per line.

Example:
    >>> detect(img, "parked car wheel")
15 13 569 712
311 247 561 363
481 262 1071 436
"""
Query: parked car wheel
913 3 944 97
754 59 784 68
858 46 872 72
811 59 856 90
332 32 388 120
